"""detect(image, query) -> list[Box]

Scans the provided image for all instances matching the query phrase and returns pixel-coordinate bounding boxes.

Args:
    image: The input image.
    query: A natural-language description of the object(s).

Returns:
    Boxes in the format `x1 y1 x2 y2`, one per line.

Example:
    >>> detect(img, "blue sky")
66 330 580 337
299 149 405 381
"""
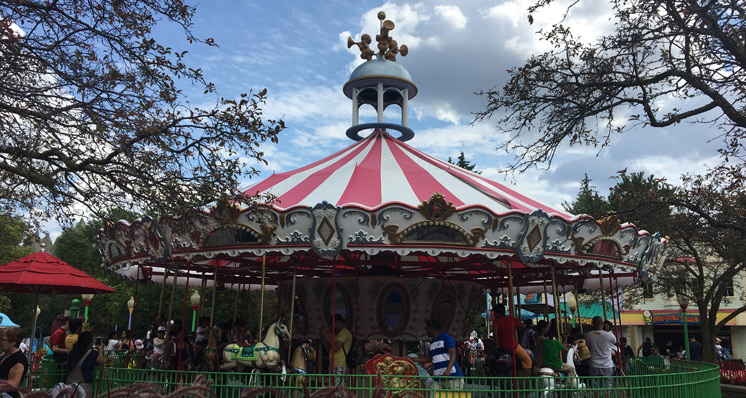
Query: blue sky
46 0 725 239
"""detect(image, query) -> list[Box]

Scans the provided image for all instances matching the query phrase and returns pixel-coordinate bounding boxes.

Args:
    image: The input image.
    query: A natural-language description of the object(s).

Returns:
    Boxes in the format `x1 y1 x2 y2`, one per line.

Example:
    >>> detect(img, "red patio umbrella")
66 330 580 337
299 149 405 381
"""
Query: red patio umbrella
0 251 115 387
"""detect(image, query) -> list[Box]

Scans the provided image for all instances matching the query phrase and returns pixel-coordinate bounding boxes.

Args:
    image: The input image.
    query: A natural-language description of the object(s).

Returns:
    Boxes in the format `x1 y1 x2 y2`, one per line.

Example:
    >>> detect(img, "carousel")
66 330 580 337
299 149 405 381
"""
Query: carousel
91 11 718 398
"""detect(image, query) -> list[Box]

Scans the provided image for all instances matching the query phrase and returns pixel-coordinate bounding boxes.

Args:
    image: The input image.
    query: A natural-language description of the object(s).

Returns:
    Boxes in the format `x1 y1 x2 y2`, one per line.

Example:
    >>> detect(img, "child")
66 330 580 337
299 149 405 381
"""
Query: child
152 326 166 369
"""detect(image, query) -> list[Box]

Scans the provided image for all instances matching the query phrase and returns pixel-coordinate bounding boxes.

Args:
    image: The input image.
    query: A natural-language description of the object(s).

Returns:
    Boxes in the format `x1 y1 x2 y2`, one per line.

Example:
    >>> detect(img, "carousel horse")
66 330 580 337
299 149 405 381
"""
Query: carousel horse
286 341 317 387
220 320 291 372
538 342 585 396
202 325 223 371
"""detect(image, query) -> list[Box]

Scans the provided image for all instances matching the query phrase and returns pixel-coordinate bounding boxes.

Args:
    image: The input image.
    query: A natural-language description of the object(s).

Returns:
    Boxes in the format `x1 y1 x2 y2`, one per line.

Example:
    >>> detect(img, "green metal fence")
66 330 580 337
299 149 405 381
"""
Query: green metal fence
31 357 721 397
31 350 144 391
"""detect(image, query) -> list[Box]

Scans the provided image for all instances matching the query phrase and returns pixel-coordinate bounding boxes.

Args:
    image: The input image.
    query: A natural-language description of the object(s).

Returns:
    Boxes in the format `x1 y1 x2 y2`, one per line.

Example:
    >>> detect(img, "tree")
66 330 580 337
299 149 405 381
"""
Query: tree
0 1 284 226
448 152 482 174
0 213 31 320
49 212 272 338
608 169 746 362
562 174 611 218
0 213 33 266
475 0 745 174
474 0 745 363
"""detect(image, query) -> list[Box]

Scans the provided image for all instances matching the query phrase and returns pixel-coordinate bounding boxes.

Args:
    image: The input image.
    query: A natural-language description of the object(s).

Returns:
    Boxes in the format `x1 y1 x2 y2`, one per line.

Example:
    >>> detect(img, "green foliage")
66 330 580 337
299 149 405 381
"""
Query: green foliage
472 315 488 339
562 174 610 218
1 1 284 226
0 213 33 266
448 152 482 174
603 169 746 362
608 171 672 236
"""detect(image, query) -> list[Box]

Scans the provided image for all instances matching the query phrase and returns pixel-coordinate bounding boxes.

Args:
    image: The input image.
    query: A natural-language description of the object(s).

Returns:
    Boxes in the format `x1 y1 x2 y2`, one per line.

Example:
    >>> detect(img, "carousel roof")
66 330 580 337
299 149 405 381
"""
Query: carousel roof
244 129 574 219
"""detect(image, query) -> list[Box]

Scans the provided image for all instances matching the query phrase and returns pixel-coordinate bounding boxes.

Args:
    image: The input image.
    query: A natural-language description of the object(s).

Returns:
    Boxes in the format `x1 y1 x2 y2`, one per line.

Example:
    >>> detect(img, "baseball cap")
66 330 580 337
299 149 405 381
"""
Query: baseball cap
135 339 144 349
157 326 166 332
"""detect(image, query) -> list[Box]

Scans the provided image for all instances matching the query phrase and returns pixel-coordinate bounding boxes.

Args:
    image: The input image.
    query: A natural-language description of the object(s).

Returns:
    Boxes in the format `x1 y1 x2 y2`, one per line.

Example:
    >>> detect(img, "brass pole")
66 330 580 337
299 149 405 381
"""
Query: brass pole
506 260 519 381
574 283 583 333
259 255 266 337
209 261 219 328
550 265 561 338
167 266 178 324
599 270 608 321
157 268 168 322
543 279 549 320
199 274 207 319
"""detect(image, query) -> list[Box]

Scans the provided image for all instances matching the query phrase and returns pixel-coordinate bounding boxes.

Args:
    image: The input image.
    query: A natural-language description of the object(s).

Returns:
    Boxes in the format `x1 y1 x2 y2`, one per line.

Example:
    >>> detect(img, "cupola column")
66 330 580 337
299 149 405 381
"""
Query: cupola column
402 88 409 127
377 82 384 123
352 88 359 125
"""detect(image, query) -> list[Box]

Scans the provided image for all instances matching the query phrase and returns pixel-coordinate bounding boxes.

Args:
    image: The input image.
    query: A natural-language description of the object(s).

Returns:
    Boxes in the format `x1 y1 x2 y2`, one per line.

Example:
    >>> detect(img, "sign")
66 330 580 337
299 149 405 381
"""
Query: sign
645 313 700 325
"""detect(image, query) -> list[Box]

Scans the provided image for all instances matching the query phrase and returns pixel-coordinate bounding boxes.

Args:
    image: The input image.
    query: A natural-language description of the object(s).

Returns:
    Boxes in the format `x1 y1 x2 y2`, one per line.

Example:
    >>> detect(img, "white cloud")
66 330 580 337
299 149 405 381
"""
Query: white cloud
483 0 527 28
434 5 467 30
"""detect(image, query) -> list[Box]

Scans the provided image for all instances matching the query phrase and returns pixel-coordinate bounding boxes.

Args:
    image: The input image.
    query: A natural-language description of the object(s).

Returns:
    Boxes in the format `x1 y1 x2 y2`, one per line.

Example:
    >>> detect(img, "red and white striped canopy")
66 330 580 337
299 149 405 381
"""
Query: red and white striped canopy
244 129 573 219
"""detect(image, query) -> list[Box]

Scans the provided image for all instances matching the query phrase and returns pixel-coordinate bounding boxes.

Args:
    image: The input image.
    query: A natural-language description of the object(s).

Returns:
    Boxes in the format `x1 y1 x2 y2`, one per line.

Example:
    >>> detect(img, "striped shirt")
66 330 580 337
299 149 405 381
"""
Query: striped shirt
430 332 463 377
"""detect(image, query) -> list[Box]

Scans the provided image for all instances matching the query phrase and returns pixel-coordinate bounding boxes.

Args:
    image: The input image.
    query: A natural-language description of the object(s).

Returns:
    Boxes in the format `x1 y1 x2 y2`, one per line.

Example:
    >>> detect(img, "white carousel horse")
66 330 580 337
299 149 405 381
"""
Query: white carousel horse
538 342 585 396
286 341 317 387
220 320 291 372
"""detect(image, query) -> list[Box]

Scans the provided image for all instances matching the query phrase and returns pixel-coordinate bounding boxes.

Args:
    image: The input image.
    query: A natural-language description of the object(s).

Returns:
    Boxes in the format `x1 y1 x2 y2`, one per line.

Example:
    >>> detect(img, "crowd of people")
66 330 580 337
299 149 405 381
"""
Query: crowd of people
0 307 732 397
485 303 711 383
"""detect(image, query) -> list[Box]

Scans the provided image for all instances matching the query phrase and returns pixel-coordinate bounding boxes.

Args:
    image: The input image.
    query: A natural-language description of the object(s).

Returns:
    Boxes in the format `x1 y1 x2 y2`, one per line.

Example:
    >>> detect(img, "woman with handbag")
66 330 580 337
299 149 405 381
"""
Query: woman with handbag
66 332 104 397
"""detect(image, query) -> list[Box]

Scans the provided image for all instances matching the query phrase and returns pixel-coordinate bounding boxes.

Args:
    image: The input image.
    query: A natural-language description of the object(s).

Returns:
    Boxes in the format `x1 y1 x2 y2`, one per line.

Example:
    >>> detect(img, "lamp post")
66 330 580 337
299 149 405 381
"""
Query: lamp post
35 306 41 352
190 291 201 332
81 293 94 323
677 294 690 360
127 296 135 330
567 292 578 328
70 298 80 319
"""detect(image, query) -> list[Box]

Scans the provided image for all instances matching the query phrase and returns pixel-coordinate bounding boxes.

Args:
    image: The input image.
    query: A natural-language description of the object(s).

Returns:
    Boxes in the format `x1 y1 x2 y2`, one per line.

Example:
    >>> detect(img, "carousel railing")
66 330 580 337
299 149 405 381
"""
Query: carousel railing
46 357 716 398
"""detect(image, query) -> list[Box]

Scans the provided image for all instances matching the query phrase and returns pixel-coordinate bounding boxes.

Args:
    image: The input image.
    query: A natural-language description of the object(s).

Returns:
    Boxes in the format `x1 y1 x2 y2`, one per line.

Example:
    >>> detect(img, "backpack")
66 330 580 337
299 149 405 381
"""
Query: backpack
343 337 363 369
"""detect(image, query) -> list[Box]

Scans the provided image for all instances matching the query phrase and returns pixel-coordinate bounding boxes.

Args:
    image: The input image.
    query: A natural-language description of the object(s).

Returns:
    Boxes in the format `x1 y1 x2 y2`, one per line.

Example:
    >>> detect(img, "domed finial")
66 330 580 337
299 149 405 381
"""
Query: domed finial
347 11 409 62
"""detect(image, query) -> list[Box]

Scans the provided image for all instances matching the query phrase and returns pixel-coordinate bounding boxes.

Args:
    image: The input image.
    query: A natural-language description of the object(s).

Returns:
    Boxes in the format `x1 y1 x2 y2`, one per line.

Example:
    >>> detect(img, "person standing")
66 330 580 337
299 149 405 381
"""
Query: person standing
520 319 537 354
65 318 83 353
320 314 352 386
50 317 71 363
119 330 133 351
637 337 652 357
492 303 531 376
171 330 193 371
104 331 118 351
66 332 104 398
413 319 464 391
620 337 634 373
688 336 703 361
0 327 29 398
584 316 617 388
663 340 675 359
620 337 634 360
